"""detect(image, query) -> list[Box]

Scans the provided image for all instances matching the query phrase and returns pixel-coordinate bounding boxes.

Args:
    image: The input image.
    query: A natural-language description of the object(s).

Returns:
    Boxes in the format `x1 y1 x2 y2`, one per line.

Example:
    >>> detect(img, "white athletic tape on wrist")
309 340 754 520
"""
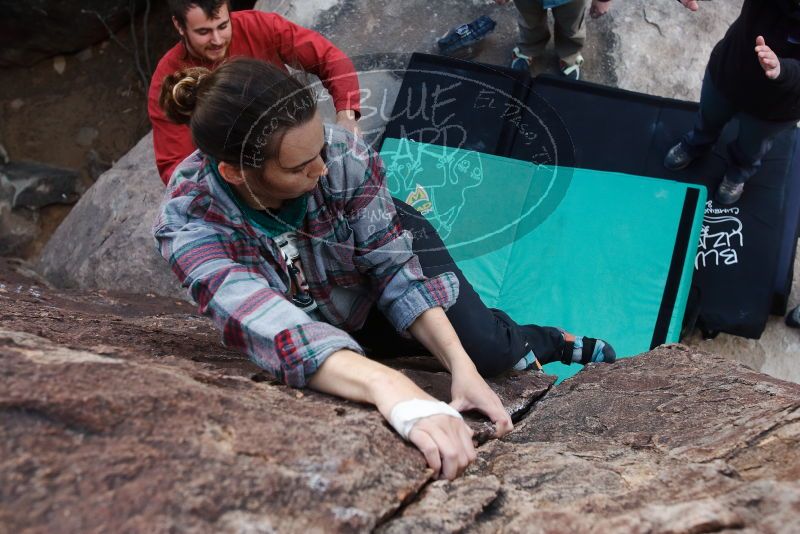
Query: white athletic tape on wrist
389 399 463 440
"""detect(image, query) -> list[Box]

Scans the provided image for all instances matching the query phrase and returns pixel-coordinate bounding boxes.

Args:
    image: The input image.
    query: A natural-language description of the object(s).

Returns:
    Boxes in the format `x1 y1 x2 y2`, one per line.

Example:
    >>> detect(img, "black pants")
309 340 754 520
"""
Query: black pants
352 199 565 377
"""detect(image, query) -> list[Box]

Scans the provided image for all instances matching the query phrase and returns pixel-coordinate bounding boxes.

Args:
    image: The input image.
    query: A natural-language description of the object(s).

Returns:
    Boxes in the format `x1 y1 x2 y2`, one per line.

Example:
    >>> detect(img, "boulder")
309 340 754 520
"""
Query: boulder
0 0 149 67
0 259 549 532
2 259 799 532
36 132 184 298
396 346 800 532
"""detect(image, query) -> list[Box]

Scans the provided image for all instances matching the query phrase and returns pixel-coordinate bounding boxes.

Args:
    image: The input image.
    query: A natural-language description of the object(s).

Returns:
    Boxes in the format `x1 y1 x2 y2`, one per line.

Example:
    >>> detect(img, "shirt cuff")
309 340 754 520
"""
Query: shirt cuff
385 272 460 334
272 322 365 387
334 90 362 119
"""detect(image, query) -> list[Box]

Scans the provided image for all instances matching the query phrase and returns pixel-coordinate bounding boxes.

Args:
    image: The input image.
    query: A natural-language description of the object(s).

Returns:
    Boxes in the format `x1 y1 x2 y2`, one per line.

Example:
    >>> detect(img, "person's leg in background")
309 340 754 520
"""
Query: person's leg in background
510 0 550 71
551 0 588 79
716 114 797 204
390 199 615 376
665 68 737 171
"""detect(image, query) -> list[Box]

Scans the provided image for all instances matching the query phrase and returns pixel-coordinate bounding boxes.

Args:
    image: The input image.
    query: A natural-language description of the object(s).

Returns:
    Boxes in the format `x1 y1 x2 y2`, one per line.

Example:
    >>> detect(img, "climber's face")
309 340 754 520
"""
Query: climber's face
173 3 232 63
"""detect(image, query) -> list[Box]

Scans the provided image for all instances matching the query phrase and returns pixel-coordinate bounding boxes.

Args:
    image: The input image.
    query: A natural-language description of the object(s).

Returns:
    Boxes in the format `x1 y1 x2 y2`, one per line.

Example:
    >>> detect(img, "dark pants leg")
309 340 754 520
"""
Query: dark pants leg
682 69 737 157
682 68 796 184
725 113 796 185
353 199 565 377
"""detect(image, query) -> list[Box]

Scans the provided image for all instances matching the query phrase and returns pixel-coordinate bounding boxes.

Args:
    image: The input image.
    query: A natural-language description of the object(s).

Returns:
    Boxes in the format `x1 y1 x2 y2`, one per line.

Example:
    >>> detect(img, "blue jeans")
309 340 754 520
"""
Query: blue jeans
682 69 797 184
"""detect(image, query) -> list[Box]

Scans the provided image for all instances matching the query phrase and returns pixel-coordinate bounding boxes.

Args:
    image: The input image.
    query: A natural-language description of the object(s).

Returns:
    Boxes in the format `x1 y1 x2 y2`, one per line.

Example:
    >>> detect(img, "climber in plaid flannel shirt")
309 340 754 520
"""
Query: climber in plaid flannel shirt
154 58 616 480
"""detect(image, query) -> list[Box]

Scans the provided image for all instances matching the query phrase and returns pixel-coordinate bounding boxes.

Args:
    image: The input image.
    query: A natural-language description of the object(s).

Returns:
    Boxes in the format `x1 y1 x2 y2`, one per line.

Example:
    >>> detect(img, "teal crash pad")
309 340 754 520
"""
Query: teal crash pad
380 137 706 382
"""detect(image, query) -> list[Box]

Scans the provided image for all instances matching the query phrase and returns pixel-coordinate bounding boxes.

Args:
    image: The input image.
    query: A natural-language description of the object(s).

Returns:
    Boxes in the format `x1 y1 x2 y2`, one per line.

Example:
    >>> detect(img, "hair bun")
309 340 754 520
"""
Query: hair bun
159 66 211 125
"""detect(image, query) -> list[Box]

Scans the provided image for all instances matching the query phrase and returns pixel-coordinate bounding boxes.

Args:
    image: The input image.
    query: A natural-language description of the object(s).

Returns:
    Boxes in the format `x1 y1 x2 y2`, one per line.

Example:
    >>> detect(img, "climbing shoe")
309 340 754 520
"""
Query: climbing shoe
560 333 617 366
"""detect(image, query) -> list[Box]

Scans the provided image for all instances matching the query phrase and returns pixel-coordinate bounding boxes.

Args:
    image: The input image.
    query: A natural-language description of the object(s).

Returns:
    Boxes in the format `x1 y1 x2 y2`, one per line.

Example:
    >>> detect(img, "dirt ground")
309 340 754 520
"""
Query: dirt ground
0 2 178 260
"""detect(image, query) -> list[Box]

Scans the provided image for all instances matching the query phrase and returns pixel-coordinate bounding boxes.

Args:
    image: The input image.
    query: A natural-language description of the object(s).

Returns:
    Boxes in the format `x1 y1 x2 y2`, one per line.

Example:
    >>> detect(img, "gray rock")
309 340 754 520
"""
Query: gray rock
291 0 743 110
304 0 521 73
36 132 184 298
254 0 342 29
600 0 743 100
0 160 82 209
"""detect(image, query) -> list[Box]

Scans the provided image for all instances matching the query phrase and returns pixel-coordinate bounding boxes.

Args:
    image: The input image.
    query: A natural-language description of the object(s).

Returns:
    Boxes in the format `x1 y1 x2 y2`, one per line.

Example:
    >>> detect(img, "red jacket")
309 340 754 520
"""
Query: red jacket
148 10 361 184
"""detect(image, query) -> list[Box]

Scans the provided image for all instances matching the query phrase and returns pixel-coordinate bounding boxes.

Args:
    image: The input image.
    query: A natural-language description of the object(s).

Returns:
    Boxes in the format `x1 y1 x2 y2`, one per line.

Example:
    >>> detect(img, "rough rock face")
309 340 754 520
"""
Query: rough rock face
399 348 800 533
254 0 342 29
36 133 183 298
598 0 743 101
0 259 550 532
2 260 799 532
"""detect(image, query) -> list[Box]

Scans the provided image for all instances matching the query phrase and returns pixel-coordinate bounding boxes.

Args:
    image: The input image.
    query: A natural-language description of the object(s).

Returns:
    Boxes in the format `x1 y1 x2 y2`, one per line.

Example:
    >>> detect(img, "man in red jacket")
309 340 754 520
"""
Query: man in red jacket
148 0 361 184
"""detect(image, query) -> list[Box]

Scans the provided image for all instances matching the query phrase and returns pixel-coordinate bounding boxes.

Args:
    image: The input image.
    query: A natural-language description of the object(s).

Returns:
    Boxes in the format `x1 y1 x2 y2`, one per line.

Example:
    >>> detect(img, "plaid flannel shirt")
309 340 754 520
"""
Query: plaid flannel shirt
153 125 459 387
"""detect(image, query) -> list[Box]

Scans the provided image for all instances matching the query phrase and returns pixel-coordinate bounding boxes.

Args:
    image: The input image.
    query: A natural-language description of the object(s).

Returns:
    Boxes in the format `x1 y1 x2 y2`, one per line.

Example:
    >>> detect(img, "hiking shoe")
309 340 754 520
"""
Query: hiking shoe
786 305 800 328
715 177 744 205
437 15 497 57
510 47 532 71
559 55 583 80
663 141 697 171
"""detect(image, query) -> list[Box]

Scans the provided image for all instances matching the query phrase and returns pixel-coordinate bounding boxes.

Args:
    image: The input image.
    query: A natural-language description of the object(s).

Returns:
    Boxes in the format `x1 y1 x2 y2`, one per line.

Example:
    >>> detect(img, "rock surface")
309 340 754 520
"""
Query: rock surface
0 259 549 532
598 0 743 101
2 259 799 532
36 132 183 298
